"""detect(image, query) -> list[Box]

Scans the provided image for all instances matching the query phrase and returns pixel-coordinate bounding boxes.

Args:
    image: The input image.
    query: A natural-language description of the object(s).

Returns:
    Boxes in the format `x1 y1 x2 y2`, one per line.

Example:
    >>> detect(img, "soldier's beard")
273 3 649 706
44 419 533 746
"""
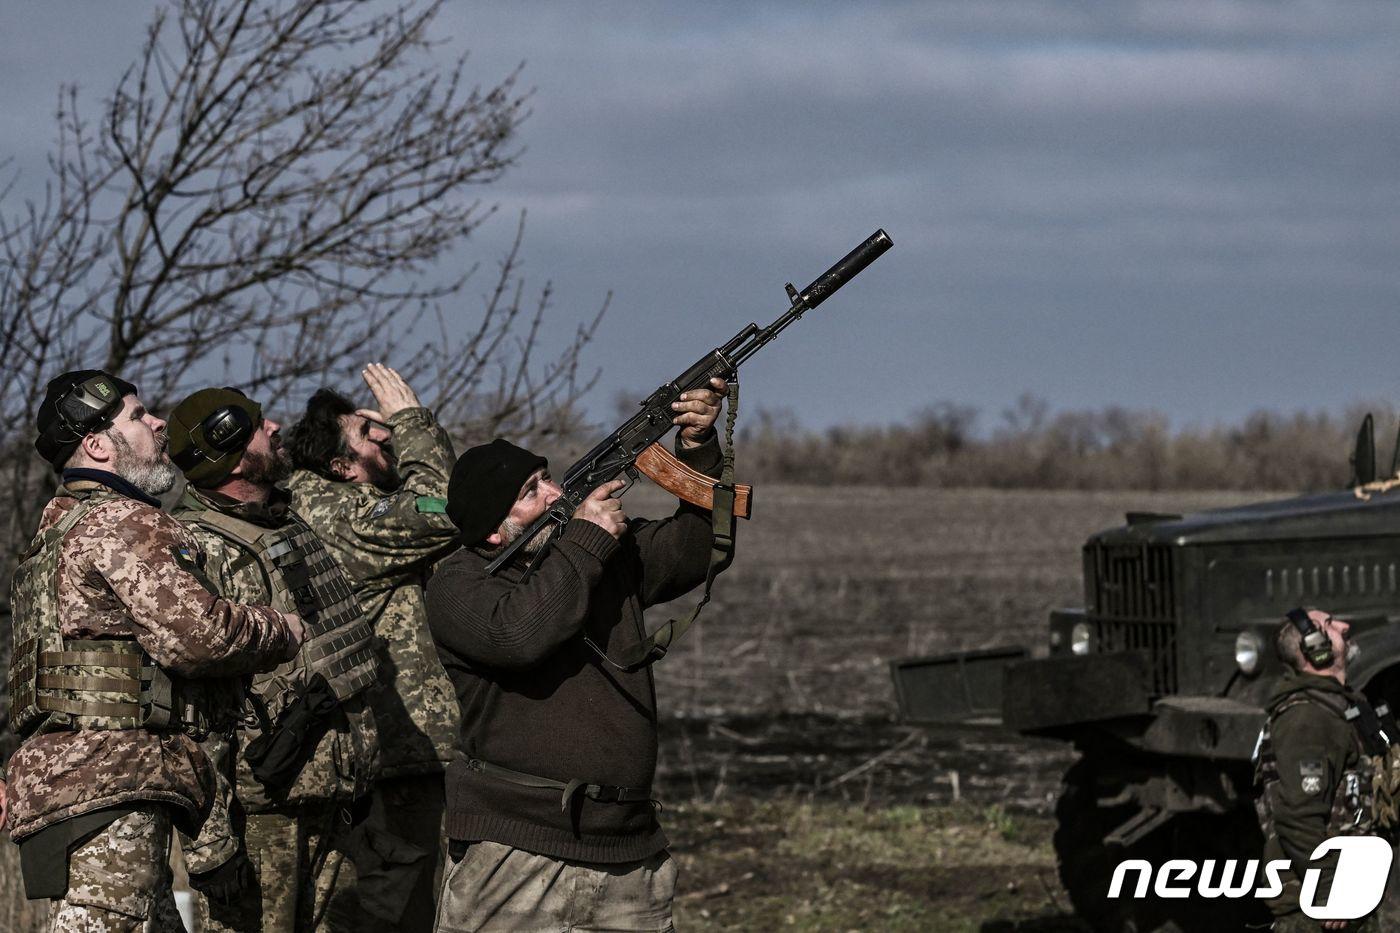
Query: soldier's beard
357 445 400 492
241 445 293 486
107 430 179 496
480 517 556 559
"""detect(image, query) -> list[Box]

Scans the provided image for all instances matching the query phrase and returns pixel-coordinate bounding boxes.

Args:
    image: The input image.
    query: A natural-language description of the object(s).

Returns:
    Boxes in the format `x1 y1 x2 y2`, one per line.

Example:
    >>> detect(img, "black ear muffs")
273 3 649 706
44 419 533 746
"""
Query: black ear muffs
53 375 124 443
171 404 255 471
1288 607 1334 669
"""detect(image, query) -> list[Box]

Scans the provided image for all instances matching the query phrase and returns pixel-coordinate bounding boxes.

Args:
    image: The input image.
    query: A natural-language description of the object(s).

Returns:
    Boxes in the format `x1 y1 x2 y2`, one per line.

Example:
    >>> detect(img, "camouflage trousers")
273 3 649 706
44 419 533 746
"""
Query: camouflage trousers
47 807 184 933
434 841 678 933
197 803 359 933
323 774 443 932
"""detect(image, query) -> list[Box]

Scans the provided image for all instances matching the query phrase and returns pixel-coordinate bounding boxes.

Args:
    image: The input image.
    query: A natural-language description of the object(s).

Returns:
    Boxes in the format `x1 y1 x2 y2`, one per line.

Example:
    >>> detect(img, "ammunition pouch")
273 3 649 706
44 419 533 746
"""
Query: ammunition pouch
242 673 339 792
17 639 234 737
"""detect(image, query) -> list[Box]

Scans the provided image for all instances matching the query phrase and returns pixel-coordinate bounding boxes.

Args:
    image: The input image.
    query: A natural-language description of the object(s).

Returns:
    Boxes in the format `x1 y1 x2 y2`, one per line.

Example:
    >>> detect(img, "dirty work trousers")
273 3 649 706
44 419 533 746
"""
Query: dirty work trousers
434 839 678 932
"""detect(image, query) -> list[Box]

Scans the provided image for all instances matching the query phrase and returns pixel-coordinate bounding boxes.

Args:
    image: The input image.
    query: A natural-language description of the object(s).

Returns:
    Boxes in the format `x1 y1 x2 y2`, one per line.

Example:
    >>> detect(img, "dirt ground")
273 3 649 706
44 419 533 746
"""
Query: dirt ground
634 483 1261 930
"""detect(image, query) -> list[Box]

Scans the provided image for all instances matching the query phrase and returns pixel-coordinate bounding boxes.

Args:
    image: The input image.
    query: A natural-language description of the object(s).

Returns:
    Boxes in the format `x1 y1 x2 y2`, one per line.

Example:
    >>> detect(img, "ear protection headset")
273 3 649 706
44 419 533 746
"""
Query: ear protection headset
170 389 257 472
1287 606 1335 669
51 374 124 443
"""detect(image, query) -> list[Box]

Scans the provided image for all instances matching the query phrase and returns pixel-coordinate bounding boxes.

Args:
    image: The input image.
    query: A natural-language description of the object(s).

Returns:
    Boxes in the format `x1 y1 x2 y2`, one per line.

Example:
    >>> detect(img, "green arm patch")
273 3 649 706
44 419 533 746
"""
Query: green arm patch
415 496 448 514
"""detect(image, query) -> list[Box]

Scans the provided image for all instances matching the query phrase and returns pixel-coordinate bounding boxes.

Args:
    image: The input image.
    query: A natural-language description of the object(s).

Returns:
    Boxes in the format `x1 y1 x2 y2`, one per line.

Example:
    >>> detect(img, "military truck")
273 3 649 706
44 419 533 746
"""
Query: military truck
890 417 1400 931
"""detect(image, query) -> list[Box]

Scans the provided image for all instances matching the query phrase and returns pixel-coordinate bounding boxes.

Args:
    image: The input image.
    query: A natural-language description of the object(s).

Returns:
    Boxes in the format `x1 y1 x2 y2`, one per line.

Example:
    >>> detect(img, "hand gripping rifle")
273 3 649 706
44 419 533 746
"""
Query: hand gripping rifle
486 229 893 621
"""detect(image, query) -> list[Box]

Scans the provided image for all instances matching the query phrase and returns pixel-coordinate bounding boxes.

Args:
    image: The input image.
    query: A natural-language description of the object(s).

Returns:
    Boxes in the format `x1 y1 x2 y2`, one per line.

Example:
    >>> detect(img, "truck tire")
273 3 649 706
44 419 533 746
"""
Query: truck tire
1054 754 1268 933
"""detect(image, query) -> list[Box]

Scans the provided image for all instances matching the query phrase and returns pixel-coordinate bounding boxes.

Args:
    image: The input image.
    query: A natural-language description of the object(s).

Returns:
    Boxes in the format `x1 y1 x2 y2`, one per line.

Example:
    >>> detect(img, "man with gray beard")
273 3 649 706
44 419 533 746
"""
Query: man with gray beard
426 378 728 932
5 370 302 932
166 387 382 932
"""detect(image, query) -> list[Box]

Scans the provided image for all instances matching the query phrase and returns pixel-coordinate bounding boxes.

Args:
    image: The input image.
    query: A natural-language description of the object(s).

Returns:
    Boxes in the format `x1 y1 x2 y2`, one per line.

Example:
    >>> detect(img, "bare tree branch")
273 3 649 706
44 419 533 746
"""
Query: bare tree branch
0 0 603 580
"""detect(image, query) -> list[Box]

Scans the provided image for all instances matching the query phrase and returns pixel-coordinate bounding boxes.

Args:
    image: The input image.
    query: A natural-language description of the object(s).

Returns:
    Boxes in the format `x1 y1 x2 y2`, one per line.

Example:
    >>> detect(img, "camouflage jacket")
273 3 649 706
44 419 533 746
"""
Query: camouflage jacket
173 486 381 871
286 406 460 779
5 480 294 841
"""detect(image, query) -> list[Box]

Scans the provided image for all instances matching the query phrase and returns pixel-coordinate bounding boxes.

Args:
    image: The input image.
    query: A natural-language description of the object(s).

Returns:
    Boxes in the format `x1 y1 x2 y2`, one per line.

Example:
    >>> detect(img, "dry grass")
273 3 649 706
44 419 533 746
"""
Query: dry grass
634 483 1257 718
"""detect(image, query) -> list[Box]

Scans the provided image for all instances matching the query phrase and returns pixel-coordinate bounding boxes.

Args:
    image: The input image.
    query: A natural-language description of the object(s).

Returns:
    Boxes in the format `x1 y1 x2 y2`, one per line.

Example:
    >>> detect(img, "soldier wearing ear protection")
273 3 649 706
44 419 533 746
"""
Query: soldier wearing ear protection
1253 607 1400 930
167 387 382 933
32 370 133 470
167 386 262 486
6 370 301 931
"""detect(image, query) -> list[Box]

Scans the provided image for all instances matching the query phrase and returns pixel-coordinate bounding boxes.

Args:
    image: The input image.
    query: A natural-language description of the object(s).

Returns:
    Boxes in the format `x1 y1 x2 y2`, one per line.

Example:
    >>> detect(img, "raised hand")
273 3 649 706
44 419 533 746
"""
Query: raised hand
359 363 423 422
671 377 728 447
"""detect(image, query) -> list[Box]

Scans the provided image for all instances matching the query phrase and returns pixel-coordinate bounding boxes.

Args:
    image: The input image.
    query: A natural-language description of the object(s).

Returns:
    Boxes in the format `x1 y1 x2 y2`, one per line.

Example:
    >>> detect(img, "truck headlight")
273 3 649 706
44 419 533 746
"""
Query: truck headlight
1070 622 1093 656
1235 631 1263 676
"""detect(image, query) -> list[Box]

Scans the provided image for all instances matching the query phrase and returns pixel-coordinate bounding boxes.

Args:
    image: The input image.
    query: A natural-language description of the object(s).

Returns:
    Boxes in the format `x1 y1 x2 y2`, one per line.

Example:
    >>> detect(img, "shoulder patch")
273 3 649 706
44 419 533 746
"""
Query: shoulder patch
415 496 447 514
169 544 219 595
368 498 393 520
1299 759 1326 795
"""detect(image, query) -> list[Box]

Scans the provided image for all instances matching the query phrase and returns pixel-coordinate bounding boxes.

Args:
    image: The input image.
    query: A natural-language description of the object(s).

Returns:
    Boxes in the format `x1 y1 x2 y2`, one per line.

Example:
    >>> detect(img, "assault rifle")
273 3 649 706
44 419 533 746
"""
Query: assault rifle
486 229 893 578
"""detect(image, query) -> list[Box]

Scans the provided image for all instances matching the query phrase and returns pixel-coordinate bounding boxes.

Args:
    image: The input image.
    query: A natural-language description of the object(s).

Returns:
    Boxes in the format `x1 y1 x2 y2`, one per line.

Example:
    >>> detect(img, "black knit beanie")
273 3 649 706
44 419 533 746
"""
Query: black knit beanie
447 438 548 545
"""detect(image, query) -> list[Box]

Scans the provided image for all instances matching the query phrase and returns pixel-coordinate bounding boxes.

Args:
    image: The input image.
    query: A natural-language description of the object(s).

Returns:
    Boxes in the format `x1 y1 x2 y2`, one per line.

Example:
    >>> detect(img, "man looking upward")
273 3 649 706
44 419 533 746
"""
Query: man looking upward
427 377 729 932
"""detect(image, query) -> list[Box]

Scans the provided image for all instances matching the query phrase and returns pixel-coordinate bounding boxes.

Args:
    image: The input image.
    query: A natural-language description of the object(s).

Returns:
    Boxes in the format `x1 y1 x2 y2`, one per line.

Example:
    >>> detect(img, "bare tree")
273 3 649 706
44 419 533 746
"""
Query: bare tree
0 0 602 571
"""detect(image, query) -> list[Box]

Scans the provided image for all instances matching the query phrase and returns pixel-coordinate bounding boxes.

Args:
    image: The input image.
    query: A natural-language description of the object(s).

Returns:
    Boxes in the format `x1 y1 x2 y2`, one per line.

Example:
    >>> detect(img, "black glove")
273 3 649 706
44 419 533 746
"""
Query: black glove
187 850 256 904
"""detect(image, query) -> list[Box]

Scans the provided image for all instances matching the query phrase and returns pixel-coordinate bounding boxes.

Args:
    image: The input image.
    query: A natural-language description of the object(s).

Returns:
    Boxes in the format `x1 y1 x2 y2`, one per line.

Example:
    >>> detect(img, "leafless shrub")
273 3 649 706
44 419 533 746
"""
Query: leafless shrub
737 396 1394 492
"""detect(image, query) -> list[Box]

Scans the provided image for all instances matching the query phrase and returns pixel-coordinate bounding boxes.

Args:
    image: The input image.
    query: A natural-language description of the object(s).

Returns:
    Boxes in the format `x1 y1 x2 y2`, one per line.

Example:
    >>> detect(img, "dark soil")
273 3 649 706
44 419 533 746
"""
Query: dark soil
658 713 1074 813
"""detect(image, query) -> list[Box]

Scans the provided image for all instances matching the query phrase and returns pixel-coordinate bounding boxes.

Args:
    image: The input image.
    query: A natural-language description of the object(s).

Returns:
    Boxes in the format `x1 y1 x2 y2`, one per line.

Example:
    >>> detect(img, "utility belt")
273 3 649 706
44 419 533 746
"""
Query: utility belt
14 637 233 738
458 754 655 812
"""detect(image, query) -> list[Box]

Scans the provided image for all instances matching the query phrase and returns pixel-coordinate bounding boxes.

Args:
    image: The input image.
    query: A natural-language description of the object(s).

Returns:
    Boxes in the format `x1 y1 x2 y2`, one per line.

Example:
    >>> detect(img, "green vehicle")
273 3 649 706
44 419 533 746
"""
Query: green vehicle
891 418 1400 931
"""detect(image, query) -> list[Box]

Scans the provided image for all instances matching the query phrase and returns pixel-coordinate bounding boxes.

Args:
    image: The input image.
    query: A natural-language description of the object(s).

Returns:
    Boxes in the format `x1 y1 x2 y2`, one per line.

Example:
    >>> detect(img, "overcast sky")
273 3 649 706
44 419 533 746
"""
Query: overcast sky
2 2 1397 431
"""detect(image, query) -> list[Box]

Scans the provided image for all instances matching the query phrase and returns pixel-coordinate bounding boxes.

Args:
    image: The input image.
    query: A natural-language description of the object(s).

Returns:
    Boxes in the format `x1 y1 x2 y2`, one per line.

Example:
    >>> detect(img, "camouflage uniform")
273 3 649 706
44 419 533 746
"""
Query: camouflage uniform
1254 667 1400 931
47 809 185 932
287 406 460 930
6 480 294 931
172 486 381 932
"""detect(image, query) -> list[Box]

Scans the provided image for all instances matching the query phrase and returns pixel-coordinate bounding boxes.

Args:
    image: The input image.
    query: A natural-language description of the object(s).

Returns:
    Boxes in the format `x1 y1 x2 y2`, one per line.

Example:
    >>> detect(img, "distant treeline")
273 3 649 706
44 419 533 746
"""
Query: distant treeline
731 395 1400 491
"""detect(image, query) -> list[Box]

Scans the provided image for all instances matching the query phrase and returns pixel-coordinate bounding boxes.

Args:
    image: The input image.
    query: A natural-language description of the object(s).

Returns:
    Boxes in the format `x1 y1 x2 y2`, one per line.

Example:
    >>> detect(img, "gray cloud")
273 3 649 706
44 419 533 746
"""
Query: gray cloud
4 1 1399 430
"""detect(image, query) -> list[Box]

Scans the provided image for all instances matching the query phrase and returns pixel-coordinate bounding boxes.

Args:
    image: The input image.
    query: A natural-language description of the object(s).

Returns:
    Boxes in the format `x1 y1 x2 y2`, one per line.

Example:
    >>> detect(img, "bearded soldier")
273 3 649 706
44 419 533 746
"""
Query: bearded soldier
426 377 729 932
283 364 461 930
5 370 303 932
1254 607 1400 931
166 387 382 932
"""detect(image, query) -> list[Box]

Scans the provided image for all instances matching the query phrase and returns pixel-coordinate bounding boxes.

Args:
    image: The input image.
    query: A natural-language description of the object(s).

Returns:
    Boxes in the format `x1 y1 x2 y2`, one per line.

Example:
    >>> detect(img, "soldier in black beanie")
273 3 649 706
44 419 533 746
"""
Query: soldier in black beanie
427 377 728 932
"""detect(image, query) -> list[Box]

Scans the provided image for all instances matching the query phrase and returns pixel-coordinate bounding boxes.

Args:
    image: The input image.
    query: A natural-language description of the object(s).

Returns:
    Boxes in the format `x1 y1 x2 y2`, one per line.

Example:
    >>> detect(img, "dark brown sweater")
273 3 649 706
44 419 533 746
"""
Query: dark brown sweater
426 437 723 862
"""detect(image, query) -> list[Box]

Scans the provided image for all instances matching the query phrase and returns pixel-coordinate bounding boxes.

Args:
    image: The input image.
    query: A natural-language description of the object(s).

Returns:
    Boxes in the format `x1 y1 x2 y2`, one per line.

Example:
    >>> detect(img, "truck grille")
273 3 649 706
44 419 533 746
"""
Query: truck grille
1090 544 1176 620
1088 544 1179 695
1093 619 1179 695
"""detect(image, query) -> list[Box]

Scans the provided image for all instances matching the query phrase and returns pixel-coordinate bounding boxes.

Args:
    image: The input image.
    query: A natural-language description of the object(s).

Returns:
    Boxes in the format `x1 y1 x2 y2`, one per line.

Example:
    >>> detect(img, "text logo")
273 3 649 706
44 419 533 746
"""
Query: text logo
1108 836 1393 921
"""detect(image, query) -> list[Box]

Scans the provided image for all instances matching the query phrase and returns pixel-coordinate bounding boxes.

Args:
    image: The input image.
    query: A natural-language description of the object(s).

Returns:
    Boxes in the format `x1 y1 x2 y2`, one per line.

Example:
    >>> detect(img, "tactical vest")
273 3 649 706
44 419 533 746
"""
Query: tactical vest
176 503 379 710
7 490 237 738
1254 689 1391 838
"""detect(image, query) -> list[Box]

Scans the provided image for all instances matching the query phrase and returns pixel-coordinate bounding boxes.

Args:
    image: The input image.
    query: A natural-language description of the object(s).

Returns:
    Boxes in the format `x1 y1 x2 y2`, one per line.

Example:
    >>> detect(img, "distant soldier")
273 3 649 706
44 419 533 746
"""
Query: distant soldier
5 370 302 932
425 377 729 932
283 364 461 930
1254 607 1400 931
167 387 382 932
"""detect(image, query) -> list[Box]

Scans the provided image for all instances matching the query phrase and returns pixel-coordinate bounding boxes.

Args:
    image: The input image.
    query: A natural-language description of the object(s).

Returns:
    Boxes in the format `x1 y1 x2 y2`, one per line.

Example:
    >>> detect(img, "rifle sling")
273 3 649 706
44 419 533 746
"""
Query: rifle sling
596 382 741 672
